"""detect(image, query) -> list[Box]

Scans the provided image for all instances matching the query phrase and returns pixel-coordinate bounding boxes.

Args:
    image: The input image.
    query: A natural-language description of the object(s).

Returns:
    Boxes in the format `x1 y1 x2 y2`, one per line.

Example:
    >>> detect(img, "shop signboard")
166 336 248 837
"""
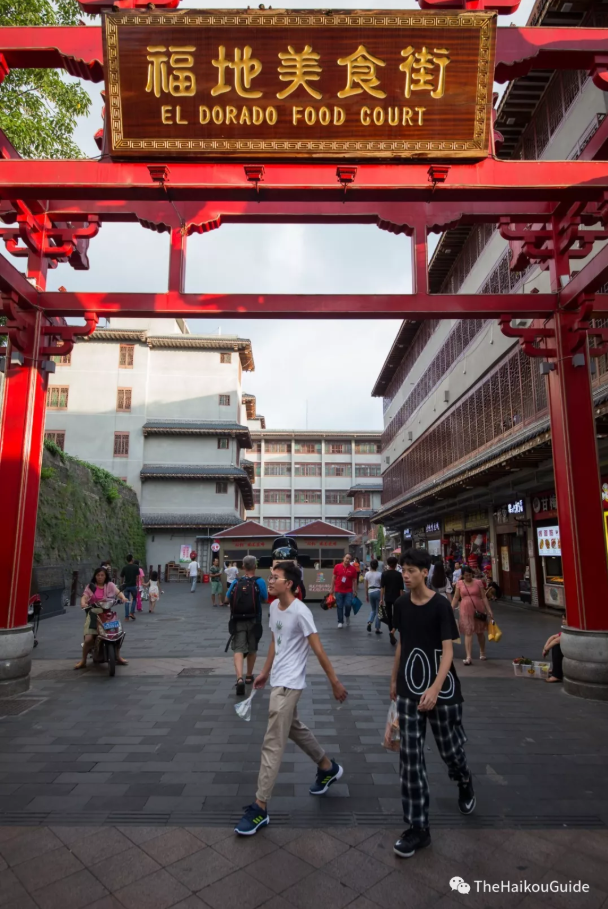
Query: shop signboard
211 542 220 552
229 540 271 548
532 492 558 521
103 10 496 160
179 544 191 563
536 525 561 556
465 509 488 530
425 521 441 535
444 513 464 532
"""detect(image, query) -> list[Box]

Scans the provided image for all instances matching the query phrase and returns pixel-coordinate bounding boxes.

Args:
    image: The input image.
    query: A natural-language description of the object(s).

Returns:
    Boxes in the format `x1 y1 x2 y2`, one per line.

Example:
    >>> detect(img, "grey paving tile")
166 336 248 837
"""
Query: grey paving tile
197 870 275 908
281 869 359 909
322 848 393 893
118 827 175 846
0 869 32 908
170 898 210 909
245 849 315 894
364 870 442 909
89 846 161 891
141 830 205 866
32 869 109 909
0 828 63 866
0 894 37 909
113 868 191 909
283 830 350 869
70 828 133 866
184 828 233 847
49 827 101 847
82 898 125 909
165 848 236 892
210 833 278 868
11 845 84 893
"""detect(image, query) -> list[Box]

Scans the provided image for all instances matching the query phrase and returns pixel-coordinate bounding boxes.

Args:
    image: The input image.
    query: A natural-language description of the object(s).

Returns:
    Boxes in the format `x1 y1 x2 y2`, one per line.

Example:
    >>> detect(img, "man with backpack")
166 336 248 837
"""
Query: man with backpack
226 555 268 696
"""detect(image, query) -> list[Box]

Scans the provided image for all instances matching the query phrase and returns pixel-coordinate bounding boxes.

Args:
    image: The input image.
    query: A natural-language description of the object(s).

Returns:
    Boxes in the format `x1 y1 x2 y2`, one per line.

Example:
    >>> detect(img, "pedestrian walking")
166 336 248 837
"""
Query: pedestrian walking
210 557 223 606
235 561 347 836
365 559 383 634
452 561 463 584
120 554 139 621
225 561 239 587
451 565 493 664
353 557 361 594
390 548 474 859
330 553 358 628
226 555 268 696
135 560 144 611
188 554 200 593
428 560 452 600
144 570 161 613
380 555 404 646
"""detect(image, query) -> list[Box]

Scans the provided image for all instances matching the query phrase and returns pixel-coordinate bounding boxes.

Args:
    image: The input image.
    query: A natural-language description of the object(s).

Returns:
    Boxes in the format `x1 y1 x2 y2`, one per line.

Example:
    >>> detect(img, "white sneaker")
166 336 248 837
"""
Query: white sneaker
337 623 343 628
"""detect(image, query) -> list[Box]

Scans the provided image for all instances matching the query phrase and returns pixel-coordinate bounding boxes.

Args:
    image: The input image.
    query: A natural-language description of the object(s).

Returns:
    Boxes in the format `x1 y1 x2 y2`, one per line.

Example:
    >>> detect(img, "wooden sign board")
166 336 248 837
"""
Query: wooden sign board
103 10 496 160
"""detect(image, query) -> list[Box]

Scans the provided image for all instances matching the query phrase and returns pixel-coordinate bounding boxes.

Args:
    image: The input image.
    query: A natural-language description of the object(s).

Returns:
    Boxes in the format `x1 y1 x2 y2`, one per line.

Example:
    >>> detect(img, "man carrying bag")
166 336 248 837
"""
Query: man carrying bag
225 556 267 696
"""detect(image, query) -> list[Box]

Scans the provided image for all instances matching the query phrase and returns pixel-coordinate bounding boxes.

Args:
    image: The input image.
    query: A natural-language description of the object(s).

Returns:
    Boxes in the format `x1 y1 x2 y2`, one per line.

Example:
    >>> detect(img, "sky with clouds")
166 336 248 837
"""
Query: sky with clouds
8 0 535 430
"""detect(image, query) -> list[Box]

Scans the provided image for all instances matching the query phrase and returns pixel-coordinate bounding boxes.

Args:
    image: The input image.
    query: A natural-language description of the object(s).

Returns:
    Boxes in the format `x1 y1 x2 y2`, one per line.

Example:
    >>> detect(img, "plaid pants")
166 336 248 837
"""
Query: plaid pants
397 696 470 829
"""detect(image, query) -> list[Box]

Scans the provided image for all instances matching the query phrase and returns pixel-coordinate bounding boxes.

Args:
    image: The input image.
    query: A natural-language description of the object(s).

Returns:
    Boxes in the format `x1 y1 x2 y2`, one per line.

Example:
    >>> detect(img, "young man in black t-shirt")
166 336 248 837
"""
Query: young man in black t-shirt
380 556 404 647
390 548 475 859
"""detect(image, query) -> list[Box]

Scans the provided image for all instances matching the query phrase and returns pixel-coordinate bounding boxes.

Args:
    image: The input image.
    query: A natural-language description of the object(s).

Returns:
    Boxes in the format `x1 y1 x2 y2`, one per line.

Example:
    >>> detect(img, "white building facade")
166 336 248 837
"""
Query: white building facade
44 318 255 572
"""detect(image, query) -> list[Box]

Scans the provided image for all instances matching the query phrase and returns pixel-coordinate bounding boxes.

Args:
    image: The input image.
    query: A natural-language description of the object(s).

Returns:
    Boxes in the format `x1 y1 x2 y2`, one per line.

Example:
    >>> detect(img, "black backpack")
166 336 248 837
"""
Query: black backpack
230 576 261 621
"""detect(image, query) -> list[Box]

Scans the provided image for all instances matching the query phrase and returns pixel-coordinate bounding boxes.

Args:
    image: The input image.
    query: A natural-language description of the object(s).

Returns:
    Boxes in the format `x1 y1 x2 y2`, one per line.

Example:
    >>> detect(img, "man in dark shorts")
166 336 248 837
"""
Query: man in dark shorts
120 554 139 622
380 555 404 646
227 555 267 696
390 548 474 859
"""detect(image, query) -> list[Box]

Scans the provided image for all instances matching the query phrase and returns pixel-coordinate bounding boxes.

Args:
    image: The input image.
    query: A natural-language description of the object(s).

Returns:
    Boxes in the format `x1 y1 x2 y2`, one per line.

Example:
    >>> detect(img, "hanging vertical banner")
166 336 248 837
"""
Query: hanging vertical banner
103 10 496 159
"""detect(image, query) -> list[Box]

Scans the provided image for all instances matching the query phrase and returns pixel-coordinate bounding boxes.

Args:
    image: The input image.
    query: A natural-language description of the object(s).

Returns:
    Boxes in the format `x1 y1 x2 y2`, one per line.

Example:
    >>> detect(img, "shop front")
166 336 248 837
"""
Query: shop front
443 513 465 567
464 510 491 572
493 499 530 601
425 521 442 557
531 491 564 610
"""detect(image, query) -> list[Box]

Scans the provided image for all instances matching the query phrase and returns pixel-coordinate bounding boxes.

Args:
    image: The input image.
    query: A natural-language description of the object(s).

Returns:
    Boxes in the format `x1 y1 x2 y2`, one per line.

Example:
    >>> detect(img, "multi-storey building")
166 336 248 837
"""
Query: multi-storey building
44 318 255 571
245 429 382 558
373 0 608 610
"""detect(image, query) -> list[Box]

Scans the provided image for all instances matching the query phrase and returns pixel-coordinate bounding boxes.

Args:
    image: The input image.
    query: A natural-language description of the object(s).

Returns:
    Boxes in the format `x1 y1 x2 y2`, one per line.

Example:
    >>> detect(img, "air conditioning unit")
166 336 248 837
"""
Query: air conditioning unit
407 431 413 441
510 319 533 329
443 390 450 403
385 456 390 465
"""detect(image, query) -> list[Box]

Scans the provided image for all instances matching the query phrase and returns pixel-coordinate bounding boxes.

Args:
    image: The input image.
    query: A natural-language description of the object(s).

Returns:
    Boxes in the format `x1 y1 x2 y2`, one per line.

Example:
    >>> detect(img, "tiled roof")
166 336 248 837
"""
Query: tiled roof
347 510 377 519
347 482 383 495
140 464 249 478
142 420 251 442
214 520 278 538
289 520 354 537
141 513 243 528
146 335 254 370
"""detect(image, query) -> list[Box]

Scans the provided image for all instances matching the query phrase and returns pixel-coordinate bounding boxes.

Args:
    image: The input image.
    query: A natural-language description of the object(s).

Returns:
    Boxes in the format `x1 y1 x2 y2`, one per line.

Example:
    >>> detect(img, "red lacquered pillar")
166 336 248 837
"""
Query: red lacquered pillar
0 310 46 693
547 310 608 698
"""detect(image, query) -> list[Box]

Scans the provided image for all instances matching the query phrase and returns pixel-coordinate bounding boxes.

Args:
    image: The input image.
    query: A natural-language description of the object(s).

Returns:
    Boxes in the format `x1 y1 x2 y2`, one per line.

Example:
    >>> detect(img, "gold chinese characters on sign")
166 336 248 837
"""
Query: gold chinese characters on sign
103 10 497 159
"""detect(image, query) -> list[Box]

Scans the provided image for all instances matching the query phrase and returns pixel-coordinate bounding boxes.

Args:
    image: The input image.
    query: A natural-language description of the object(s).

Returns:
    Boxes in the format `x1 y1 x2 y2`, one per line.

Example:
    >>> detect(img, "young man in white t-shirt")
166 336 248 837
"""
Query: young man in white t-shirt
188 557 200 593
235 561 348 836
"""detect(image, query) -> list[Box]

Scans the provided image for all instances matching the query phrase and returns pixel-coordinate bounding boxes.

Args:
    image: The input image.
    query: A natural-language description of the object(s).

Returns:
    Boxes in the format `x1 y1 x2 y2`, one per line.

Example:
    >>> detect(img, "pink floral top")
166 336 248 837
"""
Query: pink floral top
82 582 119 605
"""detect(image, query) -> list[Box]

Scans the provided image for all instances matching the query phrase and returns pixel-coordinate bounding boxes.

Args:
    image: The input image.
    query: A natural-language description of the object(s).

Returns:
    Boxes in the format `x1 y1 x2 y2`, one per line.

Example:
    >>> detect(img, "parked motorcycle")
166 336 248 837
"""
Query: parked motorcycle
88 599 126 677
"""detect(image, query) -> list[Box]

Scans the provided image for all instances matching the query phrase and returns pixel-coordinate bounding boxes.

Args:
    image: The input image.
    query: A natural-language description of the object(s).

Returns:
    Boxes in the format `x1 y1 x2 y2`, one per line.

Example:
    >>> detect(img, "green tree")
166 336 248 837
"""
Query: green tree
0 1 92 158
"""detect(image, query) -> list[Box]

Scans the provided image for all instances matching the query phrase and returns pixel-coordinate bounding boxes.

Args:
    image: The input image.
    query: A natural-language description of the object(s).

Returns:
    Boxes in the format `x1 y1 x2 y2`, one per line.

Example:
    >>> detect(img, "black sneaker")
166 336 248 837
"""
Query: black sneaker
367 623 372 633
389 631 396 646
393 827 431 858
458 775 476 815
235 678 245 696
309 759 343 795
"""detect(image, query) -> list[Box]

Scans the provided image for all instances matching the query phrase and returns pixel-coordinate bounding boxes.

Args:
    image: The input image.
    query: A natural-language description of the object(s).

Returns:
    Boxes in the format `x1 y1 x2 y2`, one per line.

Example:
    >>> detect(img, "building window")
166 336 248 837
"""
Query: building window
354 493 371 509
113 432 129 457
294 462 322 477
325 441 351 455
264 463 291 476
253 441 262 452
294 517 317 528
51 352 71 366
325 463 352 477
265 441 291 453
117 388 132 412
265 517 292 532
355 442 380 454
325 491 351 505
328 518 349 530
264 489 291 504
44 430 65 450
254 463 262 476
220 352 232 364
355 464 381 477
252 488 261 504
294 441 321 454
294 490 322 504
216 481 228 494
218 437 229 449
219 394 231 406
47 386 69 410
119 345 134 368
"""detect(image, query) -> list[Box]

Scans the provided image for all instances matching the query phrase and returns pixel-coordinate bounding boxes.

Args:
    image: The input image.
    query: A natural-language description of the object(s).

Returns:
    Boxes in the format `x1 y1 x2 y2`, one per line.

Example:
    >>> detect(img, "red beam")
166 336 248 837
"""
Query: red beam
560 245 608 309
37 291 558 320
0 252 42 311
2 159 608 205
1 26 608 86
0 27 103 81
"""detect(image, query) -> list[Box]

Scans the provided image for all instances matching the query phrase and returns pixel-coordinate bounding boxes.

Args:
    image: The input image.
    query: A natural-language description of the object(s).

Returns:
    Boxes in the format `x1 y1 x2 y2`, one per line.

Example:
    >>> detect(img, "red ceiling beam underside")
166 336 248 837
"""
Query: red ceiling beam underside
35 291 560 319
2 160 608 204
0 26 607 85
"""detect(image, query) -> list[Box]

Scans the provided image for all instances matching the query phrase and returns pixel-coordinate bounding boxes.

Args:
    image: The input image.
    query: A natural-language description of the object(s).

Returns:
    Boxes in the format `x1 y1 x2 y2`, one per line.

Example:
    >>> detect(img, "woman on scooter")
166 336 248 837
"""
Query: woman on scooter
75 567 129 669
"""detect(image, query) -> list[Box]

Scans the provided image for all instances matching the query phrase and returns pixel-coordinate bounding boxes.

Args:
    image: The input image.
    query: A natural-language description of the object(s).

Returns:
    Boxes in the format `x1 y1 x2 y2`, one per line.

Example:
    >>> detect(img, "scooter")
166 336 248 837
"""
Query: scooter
89 599 126 677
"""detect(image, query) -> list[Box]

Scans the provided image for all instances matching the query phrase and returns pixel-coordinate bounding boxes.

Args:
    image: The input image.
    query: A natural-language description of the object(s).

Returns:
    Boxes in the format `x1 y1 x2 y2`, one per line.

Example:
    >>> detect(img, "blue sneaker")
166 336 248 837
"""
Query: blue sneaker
234 803 269 836
309 759 343 795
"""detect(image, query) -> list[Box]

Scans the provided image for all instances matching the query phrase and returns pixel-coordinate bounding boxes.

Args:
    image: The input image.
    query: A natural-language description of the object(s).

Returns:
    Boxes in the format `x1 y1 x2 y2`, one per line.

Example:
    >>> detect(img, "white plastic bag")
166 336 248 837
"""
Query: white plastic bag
382 701 400 752
234 688 256 722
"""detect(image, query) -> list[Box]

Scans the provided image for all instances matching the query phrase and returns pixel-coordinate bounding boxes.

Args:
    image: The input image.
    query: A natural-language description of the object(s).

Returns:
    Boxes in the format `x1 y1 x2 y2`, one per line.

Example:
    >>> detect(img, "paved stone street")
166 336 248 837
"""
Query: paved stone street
0 584 606 907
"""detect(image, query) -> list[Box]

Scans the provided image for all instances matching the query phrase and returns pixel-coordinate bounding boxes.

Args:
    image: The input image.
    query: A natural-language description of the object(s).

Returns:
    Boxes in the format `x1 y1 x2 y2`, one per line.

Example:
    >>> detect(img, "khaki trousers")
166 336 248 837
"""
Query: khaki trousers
256 686 326 804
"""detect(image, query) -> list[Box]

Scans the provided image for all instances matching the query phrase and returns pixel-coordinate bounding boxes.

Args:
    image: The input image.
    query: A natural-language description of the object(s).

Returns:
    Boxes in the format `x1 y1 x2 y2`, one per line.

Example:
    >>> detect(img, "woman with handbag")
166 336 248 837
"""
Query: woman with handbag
451 565 493 665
